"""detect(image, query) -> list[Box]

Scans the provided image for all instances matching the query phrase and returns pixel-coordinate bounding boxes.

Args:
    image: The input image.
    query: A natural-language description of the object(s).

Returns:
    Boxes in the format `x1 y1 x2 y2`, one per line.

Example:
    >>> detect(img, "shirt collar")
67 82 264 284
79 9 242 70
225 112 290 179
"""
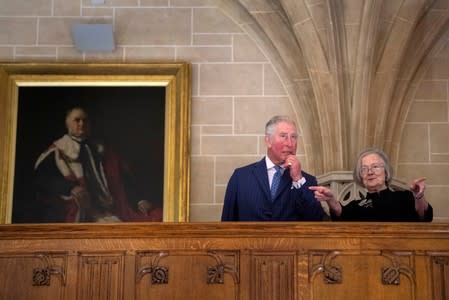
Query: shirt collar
265 156 275 170
265 156 284 171
68 134 86 144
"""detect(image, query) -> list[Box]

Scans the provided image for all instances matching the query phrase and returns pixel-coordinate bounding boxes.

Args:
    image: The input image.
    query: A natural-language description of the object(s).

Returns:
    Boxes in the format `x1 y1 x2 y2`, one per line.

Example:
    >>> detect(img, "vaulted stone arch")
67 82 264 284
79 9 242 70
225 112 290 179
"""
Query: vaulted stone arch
219 0 449 174
384 4 449 167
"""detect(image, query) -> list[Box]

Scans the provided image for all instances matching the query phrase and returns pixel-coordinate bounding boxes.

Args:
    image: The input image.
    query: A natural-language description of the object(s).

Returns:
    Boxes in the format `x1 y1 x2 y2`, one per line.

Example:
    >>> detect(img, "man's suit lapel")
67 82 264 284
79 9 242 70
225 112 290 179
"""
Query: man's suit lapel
276 171 291 199
253 158 271 201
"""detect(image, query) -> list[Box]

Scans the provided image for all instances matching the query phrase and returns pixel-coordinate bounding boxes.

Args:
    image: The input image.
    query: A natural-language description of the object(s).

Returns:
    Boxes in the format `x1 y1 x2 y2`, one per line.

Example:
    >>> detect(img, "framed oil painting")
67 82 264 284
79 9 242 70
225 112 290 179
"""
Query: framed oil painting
0 63 190 223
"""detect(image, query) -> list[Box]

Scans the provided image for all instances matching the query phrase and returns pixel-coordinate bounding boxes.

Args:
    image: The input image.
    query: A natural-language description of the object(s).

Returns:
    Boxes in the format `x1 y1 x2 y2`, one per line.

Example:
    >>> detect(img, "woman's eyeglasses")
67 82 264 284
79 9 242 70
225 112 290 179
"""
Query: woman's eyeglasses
360 163 384 175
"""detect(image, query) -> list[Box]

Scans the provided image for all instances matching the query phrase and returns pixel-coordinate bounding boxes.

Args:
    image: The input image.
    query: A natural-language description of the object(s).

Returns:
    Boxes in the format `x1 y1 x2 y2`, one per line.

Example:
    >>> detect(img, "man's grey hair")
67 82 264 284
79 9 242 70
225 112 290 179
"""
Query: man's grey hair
353 147 393 187
265 115 296 137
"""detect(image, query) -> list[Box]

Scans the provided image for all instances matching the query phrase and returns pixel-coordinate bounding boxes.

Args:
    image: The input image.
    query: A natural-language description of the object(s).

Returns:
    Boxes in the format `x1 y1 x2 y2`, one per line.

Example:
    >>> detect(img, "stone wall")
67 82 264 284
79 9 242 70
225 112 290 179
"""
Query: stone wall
0 0 448 221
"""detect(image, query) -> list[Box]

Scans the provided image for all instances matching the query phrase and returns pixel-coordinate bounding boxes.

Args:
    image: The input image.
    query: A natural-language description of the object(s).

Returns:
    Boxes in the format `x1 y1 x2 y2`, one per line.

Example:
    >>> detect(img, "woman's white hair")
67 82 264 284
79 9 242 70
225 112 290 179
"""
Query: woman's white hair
353 147 393 187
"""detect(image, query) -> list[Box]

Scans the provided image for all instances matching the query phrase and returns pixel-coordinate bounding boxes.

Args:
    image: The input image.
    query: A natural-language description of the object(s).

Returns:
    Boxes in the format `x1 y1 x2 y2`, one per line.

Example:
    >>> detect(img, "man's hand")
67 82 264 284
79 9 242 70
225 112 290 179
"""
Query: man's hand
137 200 152 215
283 155 302 181
70 186 90 208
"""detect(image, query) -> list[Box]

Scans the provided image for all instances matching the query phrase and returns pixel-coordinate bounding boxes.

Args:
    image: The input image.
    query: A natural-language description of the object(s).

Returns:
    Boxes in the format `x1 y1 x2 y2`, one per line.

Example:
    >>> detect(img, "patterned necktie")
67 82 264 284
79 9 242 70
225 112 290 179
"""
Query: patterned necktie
271 165 282 199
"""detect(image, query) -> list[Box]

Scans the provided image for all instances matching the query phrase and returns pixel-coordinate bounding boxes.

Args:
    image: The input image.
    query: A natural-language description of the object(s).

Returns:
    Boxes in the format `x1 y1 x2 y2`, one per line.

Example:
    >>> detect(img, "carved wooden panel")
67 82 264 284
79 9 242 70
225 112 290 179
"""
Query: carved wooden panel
309 250 342 284
308 250 416 300
431 255 449 300
308 250 350 299
251 252 295 300
0 223 447 300
0 252 67 300
136 251 169 284
135 250 239 300
77 252 125 300
207 251 239 284
380 251 415 287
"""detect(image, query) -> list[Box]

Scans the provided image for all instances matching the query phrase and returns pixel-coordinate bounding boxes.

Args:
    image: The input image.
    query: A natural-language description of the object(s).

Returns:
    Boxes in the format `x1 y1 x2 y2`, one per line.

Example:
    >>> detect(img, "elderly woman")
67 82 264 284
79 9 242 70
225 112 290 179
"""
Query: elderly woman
310 148 433 221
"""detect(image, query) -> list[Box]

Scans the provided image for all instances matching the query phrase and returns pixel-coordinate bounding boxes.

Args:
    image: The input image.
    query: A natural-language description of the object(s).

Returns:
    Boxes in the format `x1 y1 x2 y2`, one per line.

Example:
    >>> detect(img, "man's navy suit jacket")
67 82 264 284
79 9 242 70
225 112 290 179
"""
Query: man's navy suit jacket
221 158 324 221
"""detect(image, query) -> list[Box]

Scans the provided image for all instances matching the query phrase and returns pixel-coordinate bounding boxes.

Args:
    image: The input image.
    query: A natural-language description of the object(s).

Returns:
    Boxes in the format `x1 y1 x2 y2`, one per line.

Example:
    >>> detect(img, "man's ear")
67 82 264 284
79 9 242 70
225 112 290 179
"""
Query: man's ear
264 135 271 148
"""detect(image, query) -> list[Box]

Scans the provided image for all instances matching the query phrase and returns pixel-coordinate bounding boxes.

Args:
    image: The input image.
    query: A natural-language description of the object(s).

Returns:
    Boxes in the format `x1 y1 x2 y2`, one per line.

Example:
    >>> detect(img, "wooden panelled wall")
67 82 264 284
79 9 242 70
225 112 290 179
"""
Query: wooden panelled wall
0 223 448 300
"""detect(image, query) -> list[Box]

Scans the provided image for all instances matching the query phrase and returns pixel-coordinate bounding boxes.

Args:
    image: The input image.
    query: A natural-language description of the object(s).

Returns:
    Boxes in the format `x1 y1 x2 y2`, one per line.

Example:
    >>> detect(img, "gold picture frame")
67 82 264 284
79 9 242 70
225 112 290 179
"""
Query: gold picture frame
0 62 190 223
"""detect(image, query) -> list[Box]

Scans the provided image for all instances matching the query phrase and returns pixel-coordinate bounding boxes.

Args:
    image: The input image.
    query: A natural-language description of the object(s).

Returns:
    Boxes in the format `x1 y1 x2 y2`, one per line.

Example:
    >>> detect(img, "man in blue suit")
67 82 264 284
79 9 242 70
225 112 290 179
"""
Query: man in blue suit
221 115 324 221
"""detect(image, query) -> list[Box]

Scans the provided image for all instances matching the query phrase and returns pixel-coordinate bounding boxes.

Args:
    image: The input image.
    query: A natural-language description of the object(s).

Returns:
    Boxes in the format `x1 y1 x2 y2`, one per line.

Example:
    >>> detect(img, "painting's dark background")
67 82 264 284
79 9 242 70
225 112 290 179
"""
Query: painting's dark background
12 86 165 223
